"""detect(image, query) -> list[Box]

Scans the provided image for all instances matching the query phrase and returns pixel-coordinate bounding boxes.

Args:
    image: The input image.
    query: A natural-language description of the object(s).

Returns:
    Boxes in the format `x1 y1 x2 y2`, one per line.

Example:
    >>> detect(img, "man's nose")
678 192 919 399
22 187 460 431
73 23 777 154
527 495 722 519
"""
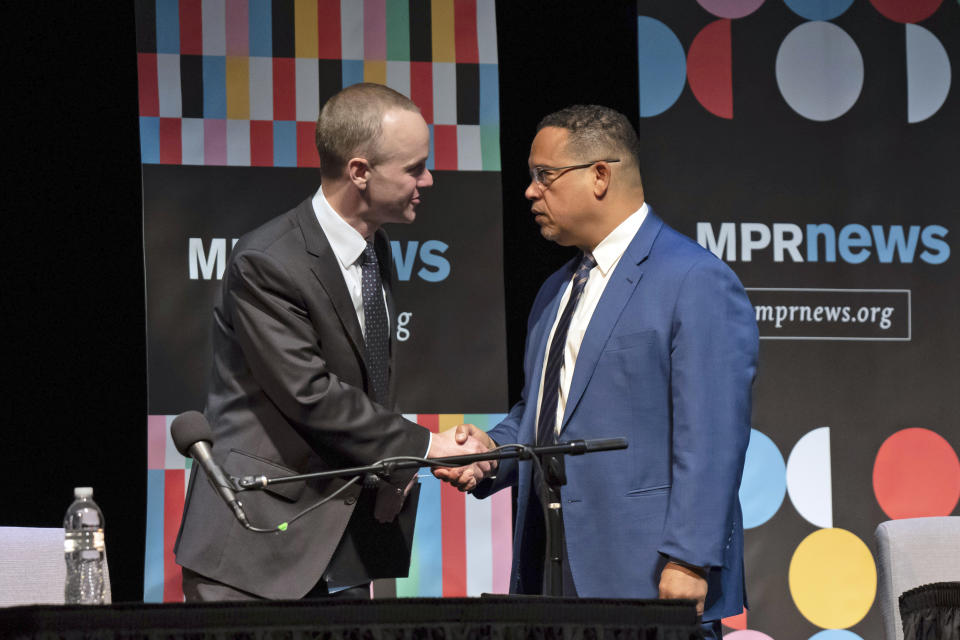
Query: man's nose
419 169 434 187
524 180 540 201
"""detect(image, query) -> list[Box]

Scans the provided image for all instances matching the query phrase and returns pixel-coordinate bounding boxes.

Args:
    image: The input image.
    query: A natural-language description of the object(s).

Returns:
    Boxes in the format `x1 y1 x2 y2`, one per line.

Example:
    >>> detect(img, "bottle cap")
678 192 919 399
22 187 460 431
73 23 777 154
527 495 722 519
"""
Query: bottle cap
74 487 93 498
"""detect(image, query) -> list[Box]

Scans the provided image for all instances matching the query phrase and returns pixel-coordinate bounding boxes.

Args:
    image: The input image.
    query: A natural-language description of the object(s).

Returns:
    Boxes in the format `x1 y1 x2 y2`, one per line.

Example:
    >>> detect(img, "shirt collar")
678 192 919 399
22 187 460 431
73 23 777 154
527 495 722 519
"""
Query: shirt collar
311 186 368 269
589 202 648 276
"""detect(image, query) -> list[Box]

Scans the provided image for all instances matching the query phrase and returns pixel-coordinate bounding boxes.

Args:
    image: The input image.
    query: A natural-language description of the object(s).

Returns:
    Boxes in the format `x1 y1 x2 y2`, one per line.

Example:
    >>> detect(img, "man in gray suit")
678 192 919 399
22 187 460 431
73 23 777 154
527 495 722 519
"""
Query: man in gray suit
175 83 488 601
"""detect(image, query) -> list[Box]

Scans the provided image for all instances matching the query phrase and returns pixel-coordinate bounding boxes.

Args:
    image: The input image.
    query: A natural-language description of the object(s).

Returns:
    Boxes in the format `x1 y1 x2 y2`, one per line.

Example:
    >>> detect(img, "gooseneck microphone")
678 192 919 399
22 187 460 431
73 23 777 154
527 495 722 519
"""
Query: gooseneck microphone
170 411 252 530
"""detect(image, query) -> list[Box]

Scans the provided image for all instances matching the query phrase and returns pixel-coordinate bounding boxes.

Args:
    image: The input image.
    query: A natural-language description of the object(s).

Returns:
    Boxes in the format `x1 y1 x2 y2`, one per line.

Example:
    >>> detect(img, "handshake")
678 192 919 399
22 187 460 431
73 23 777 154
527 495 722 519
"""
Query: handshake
426 424 498 492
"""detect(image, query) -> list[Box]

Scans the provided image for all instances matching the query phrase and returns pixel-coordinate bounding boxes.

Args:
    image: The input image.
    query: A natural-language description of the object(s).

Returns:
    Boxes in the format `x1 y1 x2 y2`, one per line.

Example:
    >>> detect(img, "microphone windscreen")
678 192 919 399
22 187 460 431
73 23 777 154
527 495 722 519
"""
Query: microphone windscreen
171 411 214 456
583 437 628 452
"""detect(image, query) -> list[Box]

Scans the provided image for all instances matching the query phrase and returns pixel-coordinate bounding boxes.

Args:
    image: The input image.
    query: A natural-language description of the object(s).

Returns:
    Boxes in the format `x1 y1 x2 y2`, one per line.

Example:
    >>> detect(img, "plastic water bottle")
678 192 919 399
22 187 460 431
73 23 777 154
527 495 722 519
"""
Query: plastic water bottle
63 487 108 604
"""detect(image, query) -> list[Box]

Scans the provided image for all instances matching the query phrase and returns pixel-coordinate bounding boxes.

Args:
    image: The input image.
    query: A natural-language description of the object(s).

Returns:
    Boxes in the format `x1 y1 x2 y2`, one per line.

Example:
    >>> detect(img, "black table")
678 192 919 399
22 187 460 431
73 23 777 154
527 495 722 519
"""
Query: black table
2 596 701 640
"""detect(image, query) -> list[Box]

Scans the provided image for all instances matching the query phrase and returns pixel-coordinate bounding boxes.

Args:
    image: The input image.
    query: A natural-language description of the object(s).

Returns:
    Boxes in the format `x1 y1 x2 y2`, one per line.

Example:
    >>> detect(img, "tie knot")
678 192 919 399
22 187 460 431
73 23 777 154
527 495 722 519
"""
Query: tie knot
577 254 596 275
362 240 378 266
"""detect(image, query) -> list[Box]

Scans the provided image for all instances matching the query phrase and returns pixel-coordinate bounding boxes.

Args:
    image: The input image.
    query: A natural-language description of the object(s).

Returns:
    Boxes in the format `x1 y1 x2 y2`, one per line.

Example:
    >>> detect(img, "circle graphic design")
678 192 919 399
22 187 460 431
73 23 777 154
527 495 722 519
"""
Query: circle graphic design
810 631 864 640
740 428 786 528
723 608 748 630
874 427 960 518
783 0 855 20
637 17 687 117
696 0 766 19
726 632 775 640
789 528 876 629
776 22 864 121
688 20 734 119
869 0 943 23
906 24 952 123
786 427 832 528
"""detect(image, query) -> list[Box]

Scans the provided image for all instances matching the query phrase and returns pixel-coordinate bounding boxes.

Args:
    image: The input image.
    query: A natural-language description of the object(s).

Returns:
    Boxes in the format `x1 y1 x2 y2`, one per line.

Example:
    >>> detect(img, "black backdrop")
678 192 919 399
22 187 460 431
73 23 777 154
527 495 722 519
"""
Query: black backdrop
2 3 146 602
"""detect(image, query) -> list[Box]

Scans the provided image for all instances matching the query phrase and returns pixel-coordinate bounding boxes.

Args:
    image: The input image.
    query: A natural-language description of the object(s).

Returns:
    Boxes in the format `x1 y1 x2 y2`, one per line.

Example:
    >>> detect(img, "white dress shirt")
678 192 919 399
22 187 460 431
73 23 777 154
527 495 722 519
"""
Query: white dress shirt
535 202 649 438
311 186 429 455
311 186 387 336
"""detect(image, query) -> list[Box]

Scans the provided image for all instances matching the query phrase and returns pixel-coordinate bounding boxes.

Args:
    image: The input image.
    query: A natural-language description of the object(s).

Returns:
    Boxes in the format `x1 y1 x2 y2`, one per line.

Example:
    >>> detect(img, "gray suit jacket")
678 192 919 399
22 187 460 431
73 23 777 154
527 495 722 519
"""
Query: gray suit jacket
174 197 430 599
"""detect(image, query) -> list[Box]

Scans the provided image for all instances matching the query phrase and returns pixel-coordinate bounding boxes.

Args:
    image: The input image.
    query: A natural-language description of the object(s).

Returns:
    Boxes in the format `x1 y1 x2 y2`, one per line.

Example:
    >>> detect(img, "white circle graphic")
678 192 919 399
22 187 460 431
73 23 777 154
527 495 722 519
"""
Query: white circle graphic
776 22 864 121
786 426 833 528
906 24 952 124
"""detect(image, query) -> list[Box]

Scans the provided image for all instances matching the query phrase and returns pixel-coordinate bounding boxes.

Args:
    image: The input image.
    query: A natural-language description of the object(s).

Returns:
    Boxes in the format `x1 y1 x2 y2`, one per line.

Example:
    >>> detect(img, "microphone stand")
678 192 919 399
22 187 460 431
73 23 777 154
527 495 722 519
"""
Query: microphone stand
538 450 566 597
234 438 626 491
231 437 628 597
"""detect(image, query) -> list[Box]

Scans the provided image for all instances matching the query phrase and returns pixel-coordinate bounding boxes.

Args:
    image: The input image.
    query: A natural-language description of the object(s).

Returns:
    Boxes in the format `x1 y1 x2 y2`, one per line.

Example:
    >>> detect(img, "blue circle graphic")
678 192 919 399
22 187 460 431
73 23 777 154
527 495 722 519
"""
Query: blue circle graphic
739 428 787 528
637 17 687 117
809 630 863 640
783 0 855 20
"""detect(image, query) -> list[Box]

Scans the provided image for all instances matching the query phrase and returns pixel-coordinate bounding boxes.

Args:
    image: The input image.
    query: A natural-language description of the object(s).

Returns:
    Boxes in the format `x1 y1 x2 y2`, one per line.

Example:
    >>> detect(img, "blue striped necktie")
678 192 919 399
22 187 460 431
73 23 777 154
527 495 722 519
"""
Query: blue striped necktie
536 253 596 446
361 240 389 405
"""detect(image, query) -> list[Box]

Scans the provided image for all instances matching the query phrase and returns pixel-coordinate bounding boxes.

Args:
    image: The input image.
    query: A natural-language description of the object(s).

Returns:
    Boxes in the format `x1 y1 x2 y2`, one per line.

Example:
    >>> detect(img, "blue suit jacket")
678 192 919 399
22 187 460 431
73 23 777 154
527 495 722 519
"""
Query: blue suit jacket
475 210 758 620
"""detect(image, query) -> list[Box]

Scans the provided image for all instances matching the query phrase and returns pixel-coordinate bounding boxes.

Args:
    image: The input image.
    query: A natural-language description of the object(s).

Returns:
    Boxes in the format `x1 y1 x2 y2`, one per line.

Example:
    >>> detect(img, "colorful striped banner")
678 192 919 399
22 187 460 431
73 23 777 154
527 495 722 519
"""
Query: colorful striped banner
144 413 512 601
144 415 191 603
139 1 506 602
135 0 500 170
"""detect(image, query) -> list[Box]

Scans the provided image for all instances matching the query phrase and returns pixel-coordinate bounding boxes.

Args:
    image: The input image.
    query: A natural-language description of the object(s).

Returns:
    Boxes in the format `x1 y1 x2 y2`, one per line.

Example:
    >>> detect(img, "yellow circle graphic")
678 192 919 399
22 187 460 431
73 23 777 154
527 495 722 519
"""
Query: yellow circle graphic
788 528 876 629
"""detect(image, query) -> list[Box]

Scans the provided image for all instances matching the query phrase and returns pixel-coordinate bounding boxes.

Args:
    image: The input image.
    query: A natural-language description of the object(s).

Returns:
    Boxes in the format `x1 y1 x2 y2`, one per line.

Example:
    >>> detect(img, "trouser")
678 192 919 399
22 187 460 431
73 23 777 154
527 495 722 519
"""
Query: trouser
522 490 724 638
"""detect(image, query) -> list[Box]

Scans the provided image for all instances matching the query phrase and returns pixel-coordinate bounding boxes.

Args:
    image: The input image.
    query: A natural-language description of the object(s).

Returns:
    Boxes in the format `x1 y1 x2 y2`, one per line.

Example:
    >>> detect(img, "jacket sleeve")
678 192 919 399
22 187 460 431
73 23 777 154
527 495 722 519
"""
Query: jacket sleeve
657 254 758 568
224 246 430 470
472 398 524 499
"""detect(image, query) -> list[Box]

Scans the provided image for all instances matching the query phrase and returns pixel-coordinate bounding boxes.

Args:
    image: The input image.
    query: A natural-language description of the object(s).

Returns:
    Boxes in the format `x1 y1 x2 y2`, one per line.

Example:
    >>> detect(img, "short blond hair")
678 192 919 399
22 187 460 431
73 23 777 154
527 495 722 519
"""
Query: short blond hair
315 83 421 179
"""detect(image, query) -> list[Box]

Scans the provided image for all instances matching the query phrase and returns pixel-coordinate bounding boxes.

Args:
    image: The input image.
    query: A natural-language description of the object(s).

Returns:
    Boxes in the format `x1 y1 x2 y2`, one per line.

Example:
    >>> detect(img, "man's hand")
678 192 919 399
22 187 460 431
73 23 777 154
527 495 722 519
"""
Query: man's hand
430 424 497 491
659 561 708 617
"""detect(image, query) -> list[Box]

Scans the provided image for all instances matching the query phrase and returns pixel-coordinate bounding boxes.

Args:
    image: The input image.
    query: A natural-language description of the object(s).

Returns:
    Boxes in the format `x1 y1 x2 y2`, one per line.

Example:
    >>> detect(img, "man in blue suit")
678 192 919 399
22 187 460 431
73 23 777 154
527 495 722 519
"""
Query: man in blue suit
440 105 758 637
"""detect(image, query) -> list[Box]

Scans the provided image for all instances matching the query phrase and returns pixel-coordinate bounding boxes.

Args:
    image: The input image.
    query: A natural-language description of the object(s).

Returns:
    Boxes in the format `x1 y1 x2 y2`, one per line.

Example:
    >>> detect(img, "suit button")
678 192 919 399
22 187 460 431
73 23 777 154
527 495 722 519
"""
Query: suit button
344 497 356 505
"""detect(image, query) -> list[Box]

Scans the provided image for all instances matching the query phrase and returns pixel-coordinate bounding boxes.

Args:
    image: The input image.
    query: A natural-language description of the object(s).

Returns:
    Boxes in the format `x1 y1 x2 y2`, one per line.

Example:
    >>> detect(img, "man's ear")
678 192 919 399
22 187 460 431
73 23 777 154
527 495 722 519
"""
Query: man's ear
592 161 612 198
348 157 370 189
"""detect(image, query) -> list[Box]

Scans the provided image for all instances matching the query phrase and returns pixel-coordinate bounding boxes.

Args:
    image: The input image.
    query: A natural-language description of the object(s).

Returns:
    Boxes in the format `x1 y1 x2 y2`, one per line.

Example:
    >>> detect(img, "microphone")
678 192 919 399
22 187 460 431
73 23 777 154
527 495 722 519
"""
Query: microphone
171 411 252 530
573 437 628 453
533 437 629 456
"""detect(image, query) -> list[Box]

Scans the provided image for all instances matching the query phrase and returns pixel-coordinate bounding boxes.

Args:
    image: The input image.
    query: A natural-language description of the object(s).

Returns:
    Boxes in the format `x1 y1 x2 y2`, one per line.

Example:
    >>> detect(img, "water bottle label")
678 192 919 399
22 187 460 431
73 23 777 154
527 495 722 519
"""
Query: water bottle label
64 530 105 552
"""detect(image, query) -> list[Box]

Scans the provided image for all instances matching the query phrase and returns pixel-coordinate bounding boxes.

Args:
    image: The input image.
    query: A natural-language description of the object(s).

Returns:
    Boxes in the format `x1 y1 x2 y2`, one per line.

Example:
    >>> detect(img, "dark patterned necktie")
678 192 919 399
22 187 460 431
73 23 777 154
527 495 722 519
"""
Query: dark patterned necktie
536 253 597 446
361 240 389 405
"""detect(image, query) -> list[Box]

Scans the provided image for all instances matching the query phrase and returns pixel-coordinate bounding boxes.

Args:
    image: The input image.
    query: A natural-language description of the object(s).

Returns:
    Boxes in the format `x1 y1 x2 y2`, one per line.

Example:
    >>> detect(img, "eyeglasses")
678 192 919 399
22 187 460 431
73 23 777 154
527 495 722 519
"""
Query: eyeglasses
530 159 620 190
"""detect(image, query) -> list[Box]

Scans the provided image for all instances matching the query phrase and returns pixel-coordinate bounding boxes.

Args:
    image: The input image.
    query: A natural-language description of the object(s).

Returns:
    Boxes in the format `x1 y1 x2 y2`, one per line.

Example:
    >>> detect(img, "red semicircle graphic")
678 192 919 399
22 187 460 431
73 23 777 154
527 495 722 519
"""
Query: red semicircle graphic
722 608 748 630
868 0 943 24
687 20 733 119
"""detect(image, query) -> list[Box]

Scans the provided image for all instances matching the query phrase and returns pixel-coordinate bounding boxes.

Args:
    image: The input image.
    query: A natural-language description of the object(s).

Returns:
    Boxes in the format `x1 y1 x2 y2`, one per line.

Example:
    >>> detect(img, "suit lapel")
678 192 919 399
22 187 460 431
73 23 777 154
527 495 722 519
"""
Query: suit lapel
374 230 400 404
560 210 664 433
294 199 366 362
